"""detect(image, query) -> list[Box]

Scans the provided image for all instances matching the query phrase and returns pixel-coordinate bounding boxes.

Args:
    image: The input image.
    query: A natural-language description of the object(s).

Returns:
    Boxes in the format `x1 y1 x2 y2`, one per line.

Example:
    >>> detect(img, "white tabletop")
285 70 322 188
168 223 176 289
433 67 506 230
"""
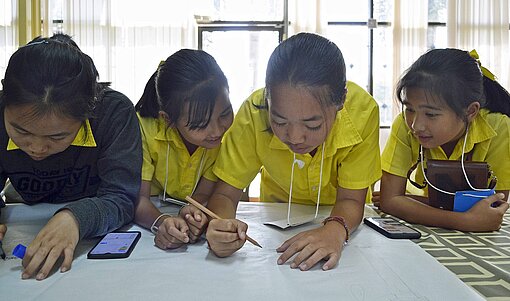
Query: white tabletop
0 201 483 301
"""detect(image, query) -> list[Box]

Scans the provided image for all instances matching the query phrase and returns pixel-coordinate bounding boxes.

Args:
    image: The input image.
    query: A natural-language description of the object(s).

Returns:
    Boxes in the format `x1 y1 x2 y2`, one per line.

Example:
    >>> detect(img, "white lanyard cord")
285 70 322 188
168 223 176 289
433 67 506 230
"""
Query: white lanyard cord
460 126 489 191
314 143 326 218
286 143 325 225
192 149 207 195
162 143 170 200
420 125 489 195
286 152 298 225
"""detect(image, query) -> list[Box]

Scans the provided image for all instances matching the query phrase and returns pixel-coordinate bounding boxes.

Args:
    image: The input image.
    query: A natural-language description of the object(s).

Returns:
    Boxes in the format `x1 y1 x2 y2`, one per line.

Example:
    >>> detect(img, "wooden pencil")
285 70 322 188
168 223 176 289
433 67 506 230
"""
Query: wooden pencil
185 196 262 248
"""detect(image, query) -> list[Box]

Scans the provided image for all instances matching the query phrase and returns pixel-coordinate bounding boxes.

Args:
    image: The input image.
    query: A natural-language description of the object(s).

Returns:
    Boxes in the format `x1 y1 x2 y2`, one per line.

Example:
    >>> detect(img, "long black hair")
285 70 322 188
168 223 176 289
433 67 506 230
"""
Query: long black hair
135 49 228 130
396 48 510 120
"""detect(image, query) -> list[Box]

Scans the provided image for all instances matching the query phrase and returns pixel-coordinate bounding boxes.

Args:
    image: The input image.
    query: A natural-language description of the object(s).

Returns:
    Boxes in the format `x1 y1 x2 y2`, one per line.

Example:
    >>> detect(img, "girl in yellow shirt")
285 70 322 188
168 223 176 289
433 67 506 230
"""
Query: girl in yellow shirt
134 49 233 249
206 33 381 271
376 48 510 231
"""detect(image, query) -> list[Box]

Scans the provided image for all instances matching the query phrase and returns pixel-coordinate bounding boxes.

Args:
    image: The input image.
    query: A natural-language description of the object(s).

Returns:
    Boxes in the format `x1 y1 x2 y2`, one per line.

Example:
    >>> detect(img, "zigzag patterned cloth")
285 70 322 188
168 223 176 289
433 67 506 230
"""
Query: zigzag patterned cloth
380 211 510 300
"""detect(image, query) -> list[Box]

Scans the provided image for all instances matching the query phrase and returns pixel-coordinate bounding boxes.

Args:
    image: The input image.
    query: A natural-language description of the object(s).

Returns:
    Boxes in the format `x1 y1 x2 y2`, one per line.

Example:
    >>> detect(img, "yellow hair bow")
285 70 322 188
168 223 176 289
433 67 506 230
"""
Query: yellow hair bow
158 60 165 68
469 49 496 81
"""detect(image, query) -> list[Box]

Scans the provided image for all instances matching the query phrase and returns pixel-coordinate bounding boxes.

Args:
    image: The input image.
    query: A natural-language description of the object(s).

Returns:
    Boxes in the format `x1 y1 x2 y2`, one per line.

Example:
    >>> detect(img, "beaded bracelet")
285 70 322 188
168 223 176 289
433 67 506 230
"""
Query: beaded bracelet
150 213 172 234
322 216 349 245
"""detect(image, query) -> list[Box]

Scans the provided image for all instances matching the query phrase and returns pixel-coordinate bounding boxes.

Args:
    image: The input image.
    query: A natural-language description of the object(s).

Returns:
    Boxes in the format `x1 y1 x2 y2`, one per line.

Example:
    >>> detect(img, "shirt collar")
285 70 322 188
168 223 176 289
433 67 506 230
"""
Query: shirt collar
7 119 96 151
450 109 497 157
154 117 187 149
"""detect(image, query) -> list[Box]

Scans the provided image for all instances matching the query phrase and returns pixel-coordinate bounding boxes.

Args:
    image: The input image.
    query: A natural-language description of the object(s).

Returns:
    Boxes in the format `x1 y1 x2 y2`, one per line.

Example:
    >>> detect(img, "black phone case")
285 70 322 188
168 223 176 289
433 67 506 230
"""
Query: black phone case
87 231 141 259
363 217 421 239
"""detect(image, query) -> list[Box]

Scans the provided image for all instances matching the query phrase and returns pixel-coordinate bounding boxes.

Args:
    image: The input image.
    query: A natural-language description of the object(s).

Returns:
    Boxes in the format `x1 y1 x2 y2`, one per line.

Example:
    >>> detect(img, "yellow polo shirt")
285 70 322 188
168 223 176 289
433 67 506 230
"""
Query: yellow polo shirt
7 119 97 150
382 109 510 196
213 81 381 205
138 114 218 199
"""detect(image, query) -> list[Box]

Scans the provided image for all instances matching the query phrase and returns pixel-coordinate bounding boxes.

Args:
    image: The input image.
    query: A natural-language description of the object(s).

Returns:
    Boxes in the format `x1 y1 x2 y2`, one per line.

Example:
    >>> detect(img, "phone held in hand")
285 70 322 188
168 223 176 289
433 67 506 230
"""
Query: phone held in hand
87 231 141 259
364 217 421 239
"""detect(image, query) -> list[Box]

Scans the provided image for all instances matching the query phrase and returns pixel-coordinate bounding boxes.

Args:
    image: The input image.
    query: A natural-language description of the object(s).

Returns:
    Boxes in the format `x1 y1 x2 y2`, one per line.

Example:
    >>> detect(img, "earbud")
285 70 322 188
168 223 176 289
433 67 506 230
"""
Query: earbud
294 159 305 169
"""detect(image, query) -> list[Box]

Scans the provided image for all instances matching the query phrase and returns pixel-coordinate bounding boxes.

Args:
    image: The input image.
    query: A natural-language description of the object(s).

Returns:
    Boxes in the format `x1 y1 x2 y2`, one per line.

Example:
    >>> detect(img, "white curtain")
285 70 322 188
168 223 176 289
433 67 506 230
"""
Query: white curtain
392 0 428 116
288 0 328 35
447 0 510 90
0 0 17 79
54 0 197 103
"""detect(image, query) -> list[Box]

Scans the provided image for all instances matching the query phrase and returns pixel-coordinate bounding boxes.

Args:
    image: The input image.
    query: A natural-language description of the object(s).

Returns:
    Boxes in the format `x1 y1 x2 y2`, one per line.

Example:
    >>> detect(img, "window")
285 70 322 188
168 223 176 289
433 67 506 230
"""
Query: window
197 0 284 112
427 0 447 49
0 0 17 77
326 0 447 126
199 29 282 112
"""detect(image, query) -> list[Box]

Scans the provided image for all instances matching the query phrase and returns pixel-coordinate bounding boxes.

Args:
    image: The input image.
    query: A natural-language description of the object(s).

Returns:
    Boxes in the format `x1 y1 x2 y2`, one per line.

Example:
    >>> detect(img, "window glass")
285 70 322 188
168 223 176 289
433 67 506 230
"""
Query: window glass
428 0 447 23
196 0 283 21
373 0 393 22
327 0 368 22
373 26 393 126
328 26 369 93
427 26 447 49
0 0 16 78
201 30 280 111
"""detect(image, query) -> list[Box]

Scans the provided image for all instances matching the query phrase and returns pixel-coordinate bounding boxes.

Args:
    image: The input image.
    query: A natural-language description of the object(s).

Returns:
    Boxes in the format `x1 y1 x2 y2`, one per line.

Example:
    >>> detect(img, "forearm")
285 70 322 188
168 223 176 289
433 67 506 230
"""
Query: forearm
329 198 364 234
63 195 135 239
207 193 238 219
205 180 242 219
380 195 464 229
191 178 217 206
134 196 163 229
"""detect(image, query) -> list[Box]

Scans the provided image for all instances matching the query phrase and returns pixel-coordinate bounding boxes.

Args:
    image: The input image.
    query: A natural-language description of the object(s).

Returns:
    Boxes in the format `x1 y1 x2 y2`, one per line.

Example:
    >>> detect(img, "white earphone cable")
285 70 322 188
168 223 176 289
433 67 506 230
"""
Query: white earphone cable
191 149 207 195
286 142 325 226
162 143 207 200
286 152 298 225
162 143 170 200
420 124 489 195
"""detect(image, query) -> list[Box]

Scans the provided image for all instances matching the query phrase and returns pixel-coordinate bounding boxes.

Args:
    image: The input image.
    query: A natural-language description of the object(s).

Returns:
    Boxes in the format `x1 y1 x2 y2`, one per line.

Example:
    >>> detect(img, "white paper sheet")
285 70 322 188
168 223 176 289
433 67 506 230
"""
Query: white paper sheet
0 202 483 301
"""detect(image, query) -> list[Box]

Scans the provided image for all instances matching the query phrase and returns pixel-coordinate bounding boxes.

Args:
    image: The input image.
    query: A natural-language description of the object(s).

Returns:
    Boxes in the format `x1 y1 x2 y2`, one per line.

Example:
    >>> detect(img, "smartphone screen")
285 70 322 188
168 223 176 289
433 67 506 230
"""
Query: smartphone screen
364 217 421 239
87 231 141 259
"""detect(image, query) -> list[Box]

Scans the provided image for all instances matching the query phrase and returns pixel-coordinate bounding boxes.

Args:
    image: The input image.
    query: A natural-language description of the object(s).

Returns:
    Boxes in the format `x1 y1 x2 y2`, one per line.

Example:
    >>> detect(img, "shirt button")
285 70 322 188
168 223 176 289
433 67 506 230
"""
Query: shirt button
312 186 317 191
188 163 192 168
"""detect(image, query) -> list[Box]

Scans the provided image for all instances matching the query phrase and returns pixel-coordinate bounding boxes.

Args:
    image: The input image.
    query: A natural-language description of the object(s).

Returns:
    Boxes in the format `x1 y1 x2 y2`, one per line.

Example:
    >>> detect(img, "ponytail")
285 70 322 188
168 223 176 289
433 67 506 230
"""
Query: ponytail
483 77 510 117
135 71 160 118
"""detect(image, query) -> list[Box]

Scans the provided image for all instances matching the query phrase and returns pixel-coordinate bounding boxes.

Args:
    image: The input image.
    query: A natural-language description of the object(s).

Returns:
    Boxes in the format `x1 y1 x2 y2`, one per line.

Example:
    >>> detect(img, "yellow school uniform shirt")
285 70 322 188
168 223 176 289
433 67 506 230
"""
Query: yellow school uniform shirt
137 113 219 200
213 81 382 205
382 109 510 196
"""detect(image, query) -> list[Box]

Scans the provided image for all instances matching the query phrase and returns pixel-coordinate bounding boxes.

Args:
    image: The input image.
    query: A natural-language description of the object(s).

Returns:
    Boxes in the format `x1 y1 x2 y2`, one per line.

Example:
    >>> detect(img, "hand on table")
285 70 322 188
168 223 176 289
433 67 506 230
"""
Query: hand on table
276 222 346 271
22 209 79 280
179 205 209 242
206 219 247 257
463 193 509 232
154 216 190 249
0 223 6 240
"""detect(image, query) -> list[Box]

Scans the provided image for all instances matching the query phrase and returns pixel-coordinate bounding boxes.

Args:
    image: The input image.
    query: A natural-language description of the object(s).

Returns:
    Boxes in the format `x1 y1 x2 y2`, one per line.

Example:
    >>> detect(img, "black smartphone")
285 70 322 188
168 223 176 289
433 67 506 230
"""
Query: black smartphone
363 217 421 239
87 231 141 259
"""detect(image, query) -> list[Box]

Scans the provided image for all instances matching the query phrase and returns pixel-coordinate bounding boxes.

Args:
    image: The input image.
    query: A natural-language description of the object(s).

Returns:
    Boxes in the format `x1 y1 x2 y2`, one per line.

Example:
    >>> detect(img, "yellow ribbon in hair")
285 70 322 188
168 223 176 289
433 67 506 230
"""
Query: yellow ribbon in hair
158 60 165 68
469 50 496 81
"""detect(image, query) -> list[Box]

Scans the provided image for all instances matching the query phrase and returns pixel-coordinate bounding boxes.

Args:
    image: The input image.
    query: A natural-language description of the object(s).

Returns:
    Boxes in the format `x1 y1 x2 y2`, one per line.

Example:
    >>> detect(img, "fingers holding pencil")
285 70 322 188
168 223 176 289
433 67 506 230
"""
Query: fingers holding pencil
206 219 250 257
185 196 262 249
